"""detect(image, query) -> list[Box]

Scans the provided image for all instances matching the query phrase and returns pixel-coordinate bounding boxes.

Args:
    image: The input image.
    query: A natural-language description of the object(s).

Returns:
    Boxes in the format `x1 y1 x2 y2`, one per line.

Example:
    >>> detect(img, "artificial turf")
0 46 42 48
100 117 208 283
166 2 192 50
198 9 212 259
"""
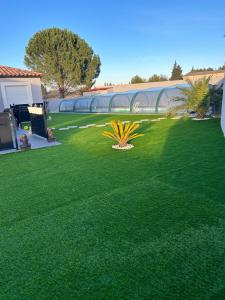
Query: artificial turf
1 113 225 299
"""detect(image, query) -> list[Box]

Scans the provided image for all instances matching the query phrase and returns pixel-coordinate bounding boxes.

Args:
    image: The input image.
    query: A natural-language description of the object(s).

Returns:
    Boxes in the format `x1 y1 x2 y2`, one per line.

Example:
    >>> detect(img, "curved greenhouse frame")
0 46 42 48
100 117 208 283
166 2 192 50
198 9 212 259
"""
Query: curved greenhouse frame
59 99 76 112
59 84 187 114
130 89 162 113
90 94 114 113
74 97 93 112
109 92 134 113
156 86 185 112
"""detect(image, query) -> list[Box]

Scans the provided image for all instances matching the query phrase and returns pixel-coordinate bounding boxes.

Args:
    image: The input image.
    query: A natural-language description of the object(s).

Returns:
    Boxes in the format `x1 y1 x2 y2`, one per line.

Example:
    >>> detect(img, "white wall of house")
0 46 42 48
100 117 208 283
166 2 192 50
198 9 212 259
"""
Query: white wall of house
0 77 43 111
221 82 225 136
183 73 225 86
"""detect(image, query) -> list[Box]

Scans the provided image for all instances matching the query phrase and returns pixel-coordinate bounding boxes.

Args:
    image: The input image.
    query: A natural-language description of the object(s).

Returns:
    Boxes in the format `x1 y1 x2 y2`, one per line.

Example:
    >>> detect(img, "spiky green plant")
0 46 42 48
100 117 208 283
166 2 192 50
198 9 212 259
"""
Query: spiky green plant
103 120 144 148
170 77 211 118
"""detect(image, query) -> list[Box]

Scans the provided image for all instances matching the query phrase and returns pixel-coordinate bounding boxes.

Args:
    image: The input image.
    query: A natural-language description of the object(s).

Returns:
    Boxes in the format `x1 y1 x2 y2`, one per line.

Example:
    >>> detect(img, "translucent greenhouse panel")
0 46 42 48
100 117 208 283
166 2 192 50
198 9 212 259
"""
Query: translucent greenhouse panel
59 100 75 112
168 88 185 108
157 88 185 113
166 88 185 110
156 90 169 113
131 91 161 113
110 94 131 112
74 98 92 112
91 96 112 112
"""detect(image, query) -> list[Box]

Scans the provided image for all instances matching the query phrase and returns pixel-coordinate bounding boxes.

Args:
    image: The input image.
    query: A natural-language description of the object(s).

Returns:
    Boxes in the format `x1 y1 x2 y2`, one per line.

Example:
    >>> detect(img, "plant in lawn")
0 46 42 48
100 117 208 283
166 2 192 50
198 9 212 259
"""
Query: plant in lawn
102 120 144 149
169 77 211 118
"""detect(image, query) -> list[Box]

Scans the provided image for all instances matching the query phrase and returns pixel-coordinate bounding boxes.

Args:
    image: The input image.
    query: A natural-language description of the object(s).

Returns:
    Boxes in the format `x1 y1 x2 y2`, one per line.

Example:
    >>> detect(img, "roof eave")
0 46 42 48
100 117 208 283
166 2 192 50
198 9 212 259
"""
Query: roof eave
0 75 42 78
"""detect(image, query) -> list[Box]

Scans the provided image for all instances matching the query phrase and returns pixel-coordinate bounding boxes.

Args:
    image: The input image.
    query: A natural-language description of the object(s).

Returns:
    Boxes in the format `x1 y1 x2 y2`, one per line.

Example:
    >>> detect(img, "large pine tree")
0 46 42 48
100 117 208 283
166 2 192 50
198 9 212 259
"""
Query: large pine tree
24 28 101 98
170 61 183 80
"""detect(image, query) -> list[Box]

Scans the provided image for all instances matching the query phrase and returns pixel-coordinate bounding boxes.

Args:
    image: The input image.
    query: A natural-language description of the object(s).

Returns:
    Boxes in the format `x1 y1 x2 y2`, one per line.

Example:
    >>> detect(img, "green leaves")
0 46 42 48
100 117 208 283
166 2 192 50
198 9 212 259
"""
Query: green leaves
130 75 146 84
102 120 144 147
24 28 101 98
170 61 183 80
174 77 211 118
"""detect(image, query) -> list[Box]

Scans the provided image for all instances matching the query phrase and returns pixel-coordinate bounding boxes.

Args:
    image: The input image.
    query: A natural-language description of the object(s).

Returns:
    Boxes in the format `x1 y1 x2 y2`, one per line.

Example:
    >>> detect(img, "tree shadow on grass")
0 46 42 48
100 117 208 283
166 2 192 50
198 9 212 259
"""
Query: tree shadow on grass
143 117 225 298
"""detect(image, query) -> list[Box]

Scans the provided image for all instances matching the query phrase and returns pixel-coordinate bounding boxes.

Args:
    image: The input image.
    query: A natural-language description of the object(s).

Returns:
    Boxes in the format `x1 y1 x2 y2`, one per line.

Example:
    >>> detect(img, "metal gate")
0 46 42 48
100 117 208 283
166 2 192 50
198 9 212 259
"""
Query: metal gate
0 112 16 151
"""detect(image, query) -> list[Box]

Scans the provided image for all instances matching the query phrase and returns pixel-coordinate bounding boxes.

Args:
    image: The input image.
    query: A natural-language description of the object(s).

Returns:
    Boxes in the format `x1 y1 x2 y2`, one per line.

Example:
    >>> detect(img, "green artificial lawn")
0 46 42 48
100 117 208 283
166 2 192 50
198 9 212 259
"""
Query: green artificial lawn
1 113 225 299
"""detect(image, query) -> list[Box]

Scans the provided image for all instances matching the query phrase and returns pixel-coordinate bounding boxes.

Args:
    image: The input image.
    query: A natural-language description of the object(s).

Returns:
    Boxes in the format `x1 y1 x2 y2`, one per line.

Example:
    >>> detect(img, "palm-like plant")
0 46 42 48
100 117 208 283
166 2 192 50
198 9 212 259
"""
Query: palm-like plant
103 120 144 148
171 77 211 118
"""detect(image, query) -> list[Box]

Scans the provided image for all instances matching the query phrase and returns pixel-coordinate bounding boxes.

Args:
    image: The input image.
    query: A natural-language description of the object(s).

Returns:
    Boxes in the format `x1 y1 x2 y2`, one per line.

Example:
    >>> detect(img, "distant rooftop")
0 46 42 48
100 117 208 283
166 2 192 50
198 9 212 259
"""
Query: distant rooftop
85 87 111 92
0 65 42 78
184 69 225 77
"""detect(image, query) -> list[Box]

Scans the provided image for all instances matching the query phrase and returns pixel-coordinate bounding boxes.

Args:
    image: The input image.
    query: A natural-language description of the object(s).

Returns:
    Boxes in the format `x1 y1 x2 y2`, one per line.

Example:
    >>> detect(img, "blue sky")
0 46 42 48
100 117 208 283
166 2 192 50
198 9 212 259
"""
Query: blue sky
1 0 225 85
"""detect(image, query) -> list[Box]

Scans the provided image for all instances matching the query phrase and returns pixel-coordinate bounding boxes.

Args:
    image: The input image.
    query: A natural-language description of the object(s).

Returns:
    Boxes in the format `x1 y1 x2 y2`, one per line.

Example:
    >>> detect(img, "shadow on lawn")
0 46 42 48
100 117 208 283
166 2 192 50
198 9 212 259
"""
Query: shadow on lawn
131 117 225 299
159 118 225 180
154 118 225 201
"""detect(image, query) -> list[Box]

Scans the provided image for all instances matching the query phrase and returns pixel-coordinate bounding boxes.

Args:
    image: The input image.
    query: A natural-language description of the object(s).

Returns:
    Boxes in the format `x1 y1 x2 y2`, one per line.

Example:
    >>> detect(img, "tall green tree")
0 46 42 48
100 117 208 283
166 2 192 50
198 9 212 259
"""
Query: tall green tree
131 75 146 84
24 28 101 98
148 74 168 82
170 61 183 80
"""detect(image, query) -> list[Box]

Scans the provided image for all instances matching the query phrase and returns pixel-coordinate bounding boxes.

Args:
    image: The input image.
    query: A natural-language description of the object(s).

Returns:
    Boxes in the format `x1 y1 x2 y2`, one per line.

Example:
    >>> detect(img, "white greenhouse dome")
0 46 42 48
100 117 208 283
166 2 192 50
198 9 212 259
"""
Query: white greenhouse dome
59 84 188 114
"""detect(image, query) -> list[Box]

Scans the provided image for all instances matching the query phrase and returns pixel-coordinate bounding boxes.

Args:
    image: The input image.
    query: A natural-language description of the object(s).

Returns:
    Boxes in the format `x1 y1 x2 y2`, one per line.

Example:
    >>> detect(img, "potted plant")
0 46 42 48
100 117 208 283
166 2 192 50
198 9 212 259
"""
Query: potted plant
47 128 55 142
20 134 31 151
102 120 144 150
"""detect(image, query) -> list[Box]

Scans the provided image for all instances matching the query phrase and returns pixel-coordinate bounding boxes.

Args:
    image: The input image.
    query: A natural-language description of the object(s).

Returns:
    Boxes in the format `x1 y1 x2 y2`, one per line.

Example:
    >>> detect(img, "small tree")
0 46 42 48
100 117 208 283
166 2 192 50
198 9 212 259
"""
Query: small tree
103 120 144 148
170 77 211 118
148 74 168 82
170 61 183 80
131 75 146 84
24 28 101 98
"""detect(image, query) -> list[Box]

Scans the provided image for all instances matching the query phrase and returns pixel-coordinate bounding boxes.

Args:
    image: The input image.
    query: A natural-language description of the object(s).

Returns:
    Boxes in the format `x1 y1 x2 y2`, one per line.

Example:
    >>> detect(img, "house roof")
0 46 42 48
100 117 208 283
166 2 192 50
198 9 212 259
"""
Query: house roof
85 87 112 92
0 65 42 78
184 69 225 77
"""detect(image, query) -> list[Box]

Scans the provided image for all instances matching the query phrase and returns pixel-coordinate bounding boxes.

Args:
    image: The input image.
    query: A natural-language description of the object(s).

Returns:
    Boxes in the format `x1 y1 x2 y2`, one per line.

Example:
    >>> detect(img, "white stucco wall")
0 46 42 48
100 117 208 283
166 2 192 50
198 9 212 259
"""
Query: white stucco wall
184 73 225 86
221 82 225 136
0 83 4 112
0 77 43 111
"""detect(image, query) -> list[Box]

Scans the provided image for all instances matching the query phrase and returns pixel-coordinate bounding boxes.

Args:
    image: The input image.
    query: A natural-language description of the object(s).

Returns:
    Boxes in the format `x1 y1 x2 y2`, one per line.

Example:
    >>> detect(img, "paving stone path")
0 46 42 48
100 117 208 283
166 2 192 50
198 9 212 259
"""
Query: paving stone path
56 117 174 131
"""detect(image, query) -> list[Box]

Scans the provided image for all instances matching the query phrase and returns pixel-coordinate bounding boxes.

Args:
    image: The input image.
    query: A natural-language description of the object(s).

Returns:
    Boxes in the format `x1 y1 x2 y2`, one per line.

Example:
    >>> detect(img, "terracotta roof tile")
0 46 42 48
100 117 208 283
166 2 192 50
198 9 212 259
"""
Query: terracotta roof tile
0 65 42 77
